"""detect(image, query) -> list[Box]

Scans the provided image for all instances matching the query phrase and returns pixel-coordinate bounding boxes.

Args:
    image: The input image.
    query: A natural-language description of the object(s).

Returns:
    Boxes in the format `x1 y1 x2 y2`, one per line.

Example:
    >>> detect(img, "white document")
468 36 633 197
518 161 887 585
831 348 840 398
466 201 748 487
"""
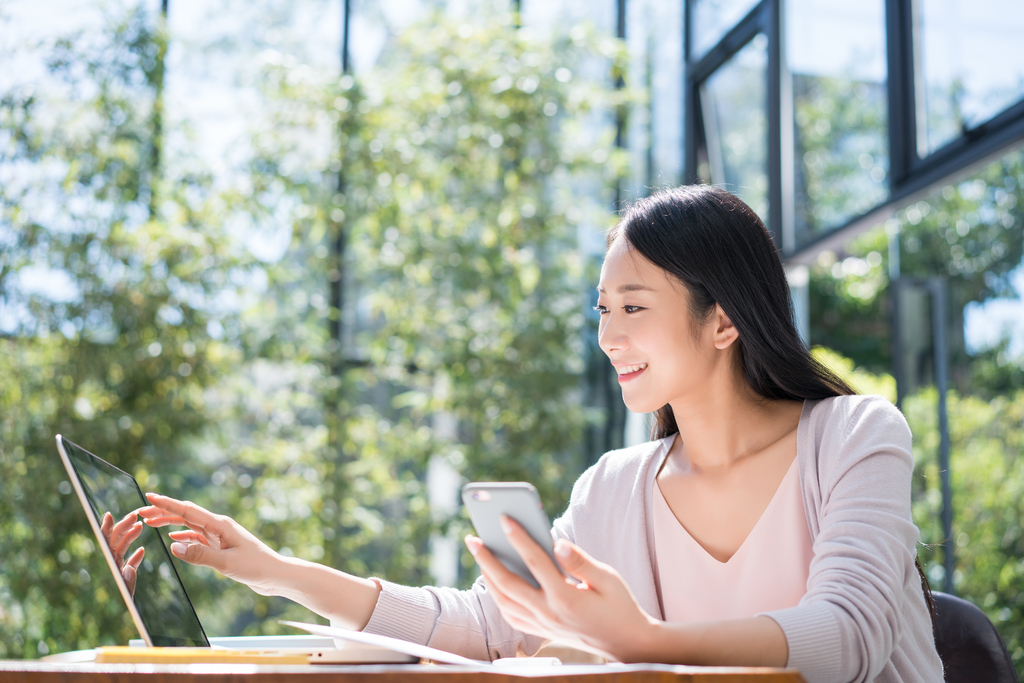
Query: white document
279 620 487 666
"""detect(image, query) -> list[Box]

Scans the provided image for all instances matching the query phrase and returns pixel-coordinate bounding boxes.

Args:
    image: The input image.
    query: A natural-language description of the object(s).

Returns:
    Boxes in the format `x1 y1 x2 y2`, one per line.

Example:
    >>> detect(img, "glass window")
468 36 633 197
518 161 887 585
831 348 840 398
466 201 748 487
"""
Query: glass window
649 0 685 187
523 0 616 35
699 34 769 221
690 0 760 60
914 0 1024 157
625 0 684 193
788 0 888 245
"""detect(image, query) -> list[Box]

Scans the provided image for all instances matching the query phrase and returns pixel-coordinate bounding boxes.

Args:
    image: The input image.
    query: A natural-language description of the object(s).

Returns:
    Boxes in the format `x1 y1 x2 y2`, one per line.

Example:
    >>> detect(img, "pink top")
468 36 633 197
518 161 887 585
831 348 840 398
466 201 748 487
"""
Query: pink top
652 457 814 623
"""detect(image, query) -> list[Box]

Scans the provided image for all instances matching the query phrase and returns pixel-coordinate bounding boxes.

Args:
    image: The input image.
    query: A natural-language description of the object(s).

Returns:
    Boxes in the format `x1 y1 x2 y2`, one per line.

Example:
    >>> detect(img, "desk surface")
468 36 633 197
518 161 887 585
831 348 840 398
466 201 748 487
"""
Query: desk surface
0 661 805 683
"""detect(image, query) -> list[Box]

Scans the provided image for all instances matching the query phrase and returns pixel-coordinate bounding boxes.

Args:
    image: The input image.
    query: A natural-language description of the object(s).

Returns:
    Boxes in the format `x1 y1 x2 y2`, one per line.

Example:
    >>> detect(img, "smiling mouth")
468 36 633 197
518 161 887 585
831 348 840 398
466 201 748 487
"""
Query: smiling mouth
616 363 647 381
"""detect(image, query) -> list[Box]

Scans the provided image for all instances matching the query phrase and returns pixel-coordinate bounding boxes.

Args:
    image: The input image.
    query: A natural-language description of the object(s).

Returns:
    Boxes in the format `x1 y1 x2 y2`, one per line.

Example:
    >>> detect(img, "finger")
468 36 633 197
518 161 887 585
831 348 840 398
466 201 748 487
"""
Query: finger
466 535 546 610
139 510 206 533
110 513 139 542
142 510 225 541
124 565 137 596
182 519 209 535
139 506 220 540
118 510 139 527
122 520 144 547
126 546 146 571
115 522 144 557
144 494 219 528
479 569 543 628
553 539 614 589
477 563 545 635
169 540 225 570
480 568 572 641
100 512 120 561
138 505 187 524
161 518 221 541
168 530 211 547
140 514 188 528
100 512 113 536
137 505 167 520
499 516 566 592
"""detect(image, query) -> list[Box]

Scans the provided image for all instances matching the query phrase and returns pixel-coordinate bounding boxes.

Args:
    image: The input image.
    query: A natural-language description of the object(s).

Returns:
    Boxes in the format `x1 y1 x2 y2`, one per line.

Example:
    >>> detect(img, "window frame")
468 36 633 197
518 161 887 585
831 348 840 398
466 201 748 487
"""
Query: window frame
683 0 1024 262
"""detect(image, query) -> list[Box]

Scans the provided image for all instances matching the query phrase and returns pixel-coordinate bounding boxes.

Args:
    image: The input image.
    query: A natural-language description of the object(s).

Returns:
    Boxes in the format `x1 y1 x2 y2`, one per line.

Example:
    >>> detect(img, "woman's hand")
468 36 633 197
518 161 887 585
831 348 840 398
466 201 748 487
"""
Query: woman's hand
139 492 381 630
466 516 659 662
138 493 285 597
100 510 145 596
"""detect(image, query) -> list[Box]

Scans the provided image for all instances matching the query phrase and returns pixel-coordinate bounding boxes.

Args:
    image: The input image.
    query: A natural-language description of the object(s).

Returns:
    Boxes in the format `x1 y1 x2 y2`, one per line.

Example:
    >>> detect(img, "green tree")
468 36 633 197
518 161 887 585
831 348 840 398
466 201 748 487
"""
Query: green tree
243 13 628 590
0 5 263 656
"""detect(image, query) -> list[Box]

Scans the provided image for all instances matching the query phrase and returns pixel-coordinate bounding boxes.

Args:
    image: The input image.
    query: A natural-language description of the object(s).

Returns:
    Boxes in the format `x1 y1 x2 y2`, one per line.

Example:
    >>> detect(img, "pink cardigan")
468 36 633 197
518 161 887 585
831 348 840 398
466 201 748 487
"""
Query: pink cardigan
356 395 944 683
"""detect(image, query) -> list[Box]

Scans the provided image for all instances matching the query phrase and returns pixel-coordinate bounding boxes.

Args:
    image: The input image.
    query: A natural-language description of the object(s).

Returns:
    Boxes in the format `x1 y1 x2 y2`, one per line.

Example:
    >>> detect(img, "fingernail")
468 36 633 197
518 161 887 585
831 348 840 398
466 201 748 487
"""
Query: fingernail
499 515 513 534
465 536 480 555
556 541 572 560
170 542 186 557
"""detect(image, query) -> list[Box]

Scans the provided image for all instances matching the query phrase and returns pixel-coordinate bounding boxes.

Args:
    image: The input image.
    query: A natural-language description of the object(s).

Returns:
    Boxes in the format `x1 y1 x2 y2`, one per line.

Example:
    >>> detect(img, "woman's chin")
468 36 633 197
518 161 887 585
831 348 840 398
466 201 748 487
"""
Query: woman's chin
621 393 660 415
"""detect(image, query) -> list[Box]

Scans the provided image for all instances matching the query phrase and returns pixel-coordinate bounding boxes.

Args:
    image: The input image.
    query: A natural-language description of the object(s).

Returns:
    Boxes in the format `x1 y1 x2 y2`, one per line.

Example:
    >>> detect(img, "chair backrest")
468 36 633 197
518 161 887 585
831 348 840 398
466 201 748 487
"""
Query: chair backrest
932 591 1017 683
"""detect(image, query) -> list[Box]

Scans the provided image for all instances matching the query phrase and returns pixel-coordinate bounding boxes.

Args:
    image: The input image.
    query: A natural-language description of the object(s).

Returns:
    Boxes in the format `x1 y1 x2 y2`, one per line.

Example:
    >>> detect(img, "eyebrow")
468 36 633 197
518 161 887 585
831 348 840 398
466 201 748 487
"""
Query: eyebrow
595 284 655 293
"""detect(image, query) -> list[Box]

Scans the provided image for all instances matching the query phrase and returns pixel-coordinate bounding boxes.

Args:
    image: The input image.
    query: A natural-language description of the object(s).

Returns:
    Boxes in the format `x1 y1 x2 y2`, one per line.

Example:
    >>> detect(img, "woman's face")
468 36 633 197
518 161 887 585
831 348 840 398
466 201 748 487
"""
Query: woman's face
596 236 720 414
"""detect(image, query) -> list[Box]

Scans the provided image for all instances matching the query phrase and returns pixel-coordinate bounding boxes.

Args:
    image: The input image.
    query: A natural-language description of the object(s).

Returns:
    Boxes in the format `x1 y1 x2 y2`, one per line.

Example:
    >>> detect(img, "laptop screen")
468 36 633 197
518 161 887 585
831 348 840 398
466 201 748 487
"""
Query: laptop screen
58 437 209 647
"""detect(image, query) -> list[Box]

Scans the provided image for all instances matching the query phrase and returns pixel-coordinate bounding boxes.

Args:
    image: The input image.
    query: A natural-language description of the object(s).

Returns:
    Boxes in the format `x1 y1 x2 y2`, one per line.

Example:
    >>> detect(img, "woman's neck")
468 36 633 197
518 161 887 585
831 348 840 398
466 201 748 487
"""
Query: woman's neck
667 365 802 473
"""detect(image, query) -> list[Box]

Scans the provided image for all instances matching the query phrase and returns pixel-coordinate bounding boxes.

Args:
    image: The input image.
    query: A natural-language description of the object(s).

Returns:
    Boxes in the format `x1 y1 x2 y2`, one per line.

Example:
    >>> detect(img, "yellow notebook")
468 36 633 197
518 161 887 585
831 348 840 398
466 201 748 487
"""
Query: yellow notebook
94 647 310 665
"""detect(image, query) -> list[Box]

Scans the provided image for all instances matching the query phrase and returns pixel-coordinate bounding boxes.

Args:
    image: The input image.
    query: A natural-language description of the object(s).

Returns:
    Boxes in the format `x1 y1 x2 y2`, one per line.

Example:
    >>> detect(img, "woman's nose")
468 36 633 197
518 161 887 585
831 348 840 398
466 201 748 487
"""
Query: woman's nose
597 313 628 356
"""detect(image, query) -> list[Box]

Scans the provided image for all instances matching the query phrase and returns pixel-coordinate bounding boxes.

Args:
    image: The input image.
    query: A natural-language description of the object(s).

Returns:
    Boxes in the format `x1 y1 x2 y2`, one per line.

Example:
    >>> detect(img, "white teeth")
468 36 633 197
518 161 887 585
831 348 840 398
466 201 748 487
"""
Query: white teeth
617 363 647 375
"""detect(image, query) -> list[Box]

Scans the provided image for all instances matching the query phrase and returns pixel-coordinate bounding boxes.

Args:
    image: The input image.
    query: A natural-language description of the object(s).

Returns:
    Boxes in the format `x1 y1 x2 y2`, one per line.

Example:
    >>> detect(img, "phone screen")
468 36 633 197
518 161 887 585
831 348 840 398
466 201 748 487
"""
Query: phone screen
462 482 557 589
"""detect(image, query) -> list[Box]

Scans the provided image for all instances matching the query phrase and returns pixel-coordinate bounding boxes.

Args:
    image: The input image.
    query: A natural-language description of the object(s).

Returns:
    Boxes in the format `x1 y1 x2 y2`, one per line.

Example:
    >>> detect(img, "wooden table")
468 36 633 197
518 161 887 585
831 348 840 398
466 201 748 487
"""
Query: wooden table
0 661 805 683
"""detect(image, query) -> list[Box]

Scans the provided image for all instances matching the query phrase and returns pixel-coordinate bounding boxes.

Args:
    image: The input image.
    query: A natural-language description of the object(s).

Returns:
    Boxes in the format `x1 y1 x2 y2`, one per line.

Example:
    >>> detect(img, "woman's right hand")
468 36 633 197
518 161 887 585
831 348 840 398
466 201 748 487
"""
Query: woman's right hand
140 491 382 630
138 493 285 597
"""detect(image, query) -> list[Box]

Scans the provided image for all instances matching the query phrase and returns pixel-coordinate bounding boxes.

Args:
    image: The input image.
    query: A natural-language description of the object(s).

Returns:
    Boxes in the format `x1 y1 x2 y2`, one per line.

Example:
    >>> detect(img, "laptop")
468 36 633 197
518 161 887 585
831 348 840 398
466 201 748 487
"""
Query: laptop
54 434 415 662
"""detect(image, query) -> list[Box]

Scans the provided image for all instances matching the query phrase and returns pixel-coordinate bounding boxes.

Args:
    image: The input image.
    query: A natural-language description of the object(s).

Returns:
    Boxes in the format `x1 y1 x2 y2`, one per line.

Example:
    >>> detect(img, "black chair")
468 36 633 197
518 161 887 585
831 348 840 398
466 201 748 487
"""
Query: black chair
932 591 1017 683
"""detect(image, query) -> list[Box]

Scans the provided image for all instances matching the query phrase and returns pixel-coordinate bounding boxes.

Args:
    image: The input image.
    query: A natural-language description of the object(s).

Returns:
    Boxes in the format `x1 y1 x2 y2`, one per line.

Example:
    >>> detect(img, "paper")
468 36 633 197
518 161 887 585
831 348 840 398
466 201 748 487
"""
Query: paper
279 620 488 666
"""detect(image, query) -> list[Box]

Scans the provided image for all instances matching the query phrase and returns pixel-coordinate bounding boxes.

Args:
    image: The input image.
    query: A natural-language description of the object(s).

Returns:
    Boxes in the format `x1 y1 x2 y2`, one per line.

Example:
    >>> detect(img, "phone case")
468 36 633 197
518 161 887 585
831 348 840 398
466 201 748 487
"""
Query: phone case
462 482 557 589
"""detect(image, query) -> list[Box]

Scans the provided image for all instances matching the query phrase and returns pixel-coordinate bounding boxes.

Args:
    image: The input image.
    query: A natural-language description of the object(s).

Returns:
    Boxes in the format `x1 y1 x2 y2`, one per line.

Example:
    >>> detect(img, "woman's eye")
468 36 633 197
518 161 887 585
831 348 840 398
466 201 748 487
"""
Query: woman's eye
623 305 644 313
593 305 609 315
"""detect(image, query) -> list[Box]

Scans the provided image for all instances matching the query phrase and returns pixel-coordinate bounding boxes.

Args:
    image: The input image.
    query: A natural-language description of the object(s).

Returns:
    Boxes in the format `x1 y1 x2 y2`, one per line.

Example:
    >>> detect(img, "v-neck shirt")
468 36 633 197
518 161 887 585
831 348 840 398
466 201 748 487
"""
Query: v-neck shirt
652 455 814 623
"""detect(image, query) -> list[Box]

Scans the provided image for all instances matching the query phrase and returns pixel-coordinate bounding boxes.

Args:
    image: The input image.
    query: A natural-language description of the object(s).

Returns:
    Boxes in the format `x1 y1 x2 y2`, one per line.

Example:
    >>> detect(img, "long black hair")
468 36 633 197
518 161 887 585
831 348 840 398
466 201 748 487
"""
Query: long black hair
608 185 854 440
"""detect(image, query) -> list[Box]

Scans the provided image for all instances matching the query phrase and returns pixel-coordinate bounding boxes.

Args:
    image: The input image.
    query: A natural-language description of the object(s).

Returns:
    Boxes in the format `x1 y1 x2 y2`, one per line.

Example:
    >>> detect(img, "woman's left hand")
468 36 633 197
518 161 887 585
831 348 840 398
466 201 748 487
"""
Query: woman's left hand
466 517 658 662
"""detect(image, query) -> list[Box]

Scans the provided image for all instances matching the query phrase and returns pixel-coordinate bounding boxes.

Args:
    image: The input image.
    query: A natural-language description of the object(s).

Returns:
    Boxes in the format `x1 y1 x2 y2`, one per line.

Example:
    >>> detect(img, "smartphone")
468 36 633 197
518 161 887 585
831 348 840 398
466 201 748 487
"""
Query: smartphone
462 482 558 589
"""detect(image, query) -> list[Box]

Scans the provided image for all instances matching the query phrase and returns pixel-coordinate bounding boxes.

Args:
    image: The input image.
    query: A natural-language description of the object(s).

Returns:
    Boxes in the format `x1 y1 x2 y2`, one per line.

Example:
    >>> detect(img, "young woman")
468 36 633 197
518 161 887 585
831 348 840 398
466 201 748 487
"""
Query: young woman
136 186 943 682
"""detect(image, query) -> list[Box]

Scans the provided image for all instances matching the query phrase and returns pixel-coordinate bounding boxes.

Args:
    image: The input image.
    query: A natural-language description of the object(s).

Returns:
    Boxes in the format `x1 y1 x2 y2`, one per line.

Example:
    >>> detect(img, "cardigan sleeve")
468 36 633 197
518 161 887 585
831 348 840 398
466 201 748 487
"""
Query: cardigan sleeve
354 494 582 660
760 397 927 683
358 574 546 660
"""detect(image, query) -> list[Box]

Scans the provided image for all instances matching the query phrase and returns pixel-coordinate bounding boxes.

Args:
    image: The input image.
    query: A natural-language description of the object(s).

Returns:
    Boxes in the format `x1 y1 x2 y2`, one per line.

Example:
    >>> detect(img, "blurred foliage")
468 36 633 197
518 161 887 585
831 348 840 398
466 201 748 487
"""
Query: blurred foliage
808 148 1024 388
810 346 896 402
0 5 255 655
239 10 628 595
793 75 888 241
909 388 1024 679
821 350 1024 680
0 1 626 657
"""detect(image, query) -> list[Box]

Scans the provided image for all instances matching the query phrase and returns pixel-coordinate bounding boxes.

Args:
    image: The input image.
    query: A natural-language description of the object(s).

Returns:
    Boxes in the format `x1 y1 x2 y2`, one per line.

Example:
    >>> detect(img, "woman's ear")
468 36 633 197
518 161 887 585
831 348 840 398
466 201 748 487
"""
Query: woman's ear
711 304 739 350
